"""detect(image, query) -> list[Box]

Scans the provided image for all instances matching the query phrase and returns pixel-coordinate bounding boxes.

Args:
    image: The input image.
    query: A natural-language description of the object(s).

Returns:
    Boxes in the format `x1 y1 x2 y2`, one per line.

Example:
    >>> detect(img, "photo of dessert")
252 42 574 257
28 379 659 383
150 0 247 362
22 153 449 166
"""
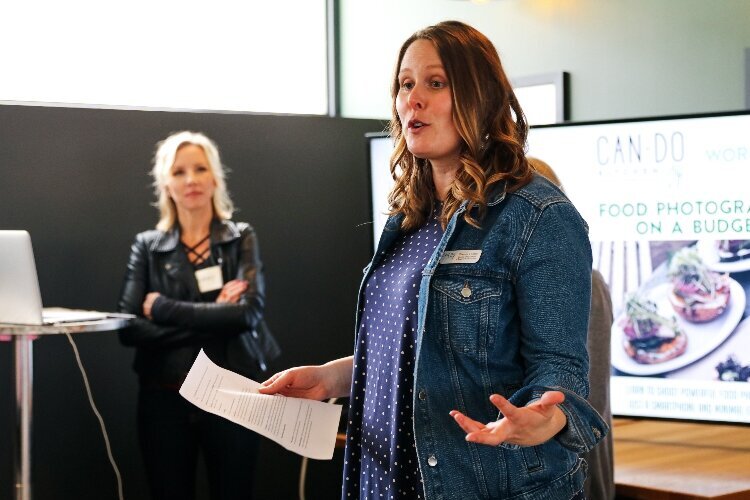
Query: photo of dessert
619 294 687 365
667 246 731 323
610 243 746 376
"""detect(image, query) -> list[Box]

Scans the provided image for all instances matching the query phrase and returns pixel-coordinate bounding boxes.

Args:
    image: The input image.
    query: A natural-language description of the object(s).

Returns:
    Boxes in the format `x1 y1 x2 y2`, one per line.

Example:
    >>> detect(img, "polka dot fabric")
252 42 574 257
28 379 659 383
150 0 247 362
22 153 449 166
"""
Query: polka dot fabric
342 209 444 499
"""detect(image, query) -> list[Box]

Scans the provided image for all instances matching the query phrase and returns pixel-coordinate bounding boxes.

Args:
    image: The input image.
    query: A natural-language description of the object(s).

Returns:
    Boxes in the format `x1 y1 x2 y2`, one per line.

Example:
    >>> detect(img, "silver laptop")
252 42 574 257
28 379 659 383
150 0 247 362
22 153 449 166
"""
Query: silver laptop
0 230 108 325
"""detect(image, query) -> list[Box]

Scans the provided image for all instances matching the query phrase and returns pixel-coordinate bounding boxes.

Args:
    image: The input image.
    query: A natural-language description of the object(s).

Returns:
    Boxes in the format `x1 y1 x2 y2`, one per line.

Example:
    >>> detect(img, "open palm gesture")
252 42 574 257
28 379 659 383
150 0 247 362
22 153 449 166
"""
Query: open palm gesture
450 391 567 447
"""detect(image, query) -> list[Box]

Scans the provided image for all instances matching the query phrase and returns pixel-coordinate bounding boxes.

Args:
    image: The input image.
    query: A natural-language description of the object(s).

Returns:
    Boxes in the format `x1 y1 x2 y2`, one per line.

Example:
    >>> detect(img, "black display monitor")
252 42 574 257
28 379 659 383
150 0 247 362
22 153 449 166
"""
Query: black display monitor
366 110 750 424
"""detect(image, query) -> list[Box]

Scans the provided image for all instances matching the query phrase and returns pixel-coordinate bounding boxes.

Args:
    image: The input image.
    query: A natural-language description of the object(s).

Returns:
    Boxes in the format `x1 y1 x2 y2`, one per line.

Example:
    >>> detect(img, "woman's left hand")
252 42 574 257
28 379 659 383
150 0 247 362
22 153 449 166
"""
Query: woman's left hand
450 391 567 447
216 279 248 304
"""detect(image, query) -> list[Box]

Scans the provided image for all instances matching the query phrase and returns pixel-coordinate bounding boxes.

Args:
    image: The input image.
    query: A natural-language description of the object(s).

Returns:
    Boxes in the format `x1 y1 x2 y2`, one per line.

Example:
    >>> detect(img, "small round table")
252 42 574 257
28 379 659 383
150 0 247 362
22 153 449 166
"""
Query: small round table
1 314 131 500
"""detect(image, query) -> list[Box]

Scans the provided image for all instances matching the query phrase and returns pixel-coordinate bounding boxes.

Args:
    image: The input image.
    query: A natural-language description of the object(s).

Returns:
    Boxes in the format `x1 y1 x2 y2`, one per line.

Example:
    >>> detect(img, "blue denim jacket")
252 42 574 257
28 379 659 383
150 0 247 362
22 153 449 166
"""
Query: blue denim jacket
356 175 608 500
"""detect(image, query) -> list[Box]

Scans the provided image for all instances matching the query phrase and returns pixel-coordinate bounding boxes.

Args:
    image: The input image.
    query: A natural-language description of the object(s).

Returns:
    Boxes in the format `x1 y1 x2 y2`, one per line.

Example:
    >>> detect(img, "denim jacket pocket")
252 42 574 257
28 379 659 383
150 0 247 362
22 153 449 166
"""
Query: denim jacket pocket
432 274 503 356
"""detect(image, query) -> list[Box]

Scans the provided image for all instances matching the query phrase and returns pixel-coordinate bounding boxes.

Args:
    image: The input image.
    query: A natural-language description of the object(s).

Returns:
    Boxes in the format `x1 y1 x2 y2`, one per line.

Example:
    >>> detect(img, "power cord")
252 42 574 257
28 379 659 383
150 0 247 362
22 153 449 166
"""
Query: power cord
64 332 124 500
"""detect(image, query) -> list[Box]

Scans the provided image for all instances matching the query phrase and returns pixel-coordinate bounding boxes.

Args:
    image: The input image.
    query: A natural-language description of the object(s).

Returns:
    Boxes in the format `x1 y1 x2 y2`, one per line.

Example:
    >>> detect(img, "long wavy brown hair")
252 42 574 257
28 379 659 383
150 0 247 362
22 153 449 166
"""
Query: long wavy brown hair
388 20 533 231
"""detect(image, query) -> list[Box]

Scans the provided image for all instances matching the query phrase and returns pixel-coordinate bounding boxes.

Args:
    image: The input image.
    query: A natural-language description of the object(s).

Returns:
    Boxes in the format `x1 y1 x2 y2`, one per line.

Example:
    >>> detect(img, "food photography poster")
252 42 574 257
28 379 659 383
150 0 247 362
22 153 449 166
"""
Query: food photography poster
527 112 750 424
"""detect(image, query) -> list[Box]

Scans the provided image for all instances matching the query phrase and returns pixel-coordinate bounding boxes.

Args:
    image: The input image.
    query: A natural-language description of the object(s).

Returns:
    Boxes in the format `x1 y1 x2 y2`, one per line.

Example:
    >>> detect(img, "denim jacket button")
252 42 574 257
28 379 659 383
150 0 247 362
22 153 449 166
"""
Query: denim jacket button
418 390 426 401
593 427 601 439
427 454 437 467
460 285 472 298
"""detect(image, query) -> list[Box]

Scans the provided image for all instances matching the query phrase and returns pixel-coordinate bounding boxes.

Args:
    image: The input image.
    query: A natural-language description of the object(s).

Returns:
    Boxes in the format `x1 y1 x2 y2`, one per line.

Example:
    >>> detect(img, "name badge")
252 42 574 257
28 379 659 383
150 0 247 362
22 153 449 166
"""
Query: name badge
195 265 223 293
439 250 482 264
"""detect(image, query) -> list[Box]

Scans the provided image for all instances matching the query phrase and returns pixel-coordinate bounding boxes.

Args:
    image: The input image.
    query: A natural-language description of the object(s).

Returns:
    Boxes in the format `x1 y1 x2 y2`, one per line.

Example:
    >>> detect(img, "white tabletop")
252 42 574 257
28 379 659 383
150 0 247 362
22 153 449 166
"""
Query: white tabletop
0 309 133 335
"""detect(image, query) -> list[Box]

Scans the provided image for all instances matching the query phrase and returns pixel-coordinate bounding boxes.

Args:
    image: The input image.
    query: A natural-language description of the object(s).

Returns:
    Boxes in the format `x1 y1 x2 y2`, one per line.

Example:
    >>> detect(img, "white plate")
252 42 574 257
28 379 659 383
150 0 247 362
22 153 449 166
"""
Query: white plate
666 315 750 380
611 278 745 376
696 240 750 273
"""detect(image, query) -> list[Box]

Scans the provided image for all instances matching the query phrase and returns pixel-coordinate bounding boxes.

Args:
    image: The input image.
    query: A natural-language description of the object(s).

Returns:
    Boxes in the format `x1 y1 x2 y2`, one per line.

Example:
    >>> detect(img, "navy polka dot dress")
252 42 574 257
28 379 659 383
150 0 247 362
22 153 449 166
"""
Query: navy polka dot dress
342 208 444 499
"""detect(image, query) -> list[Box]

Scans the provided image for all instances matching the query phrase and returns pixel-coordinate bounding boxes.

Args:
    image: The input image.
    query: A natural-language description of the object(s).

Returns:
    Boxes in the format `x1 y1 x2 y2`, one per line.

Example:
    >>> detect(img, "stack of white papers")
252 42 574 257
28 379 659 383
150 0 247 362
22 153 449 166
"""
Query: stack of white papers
180 350 343 459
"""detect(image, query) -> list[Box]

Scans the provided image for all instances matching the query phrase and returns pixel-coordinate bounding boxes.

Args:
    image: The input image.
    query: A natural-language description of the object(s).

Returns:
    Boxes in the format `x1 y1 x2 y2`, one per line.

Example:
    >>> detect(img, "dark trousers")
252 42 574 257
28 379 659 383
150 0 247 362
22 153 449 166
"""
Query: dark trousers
137 387 260 500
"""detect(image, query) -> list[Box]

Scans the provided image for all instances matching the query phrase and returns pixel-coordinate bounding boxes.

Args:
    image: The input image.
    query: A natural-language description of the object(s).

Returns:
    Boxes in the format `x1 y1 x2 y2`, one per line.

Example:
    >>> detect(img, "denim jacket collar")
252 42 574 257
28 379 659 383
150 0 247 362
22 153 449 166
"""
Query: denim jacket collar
380 180 505 237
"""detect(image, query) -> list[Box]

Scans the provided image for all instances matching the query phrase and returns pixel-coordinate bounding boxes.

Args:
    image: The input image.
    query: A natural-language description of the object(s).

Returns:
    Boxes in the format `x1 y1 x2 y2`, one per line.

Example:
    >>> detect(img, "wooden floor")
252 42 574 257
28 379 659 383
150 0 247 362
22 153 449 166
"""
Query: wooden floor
613 418 750 499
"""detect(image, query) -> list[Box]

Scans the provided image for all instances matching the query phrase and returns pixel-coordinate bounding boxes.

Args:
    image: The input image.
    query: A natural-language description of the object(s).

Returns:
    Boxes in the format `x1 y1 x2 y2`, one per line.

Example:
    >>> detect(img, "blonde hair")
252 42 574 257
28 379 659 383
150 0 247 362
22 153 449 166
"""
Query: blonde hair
388 21 533 231
151 131 234 231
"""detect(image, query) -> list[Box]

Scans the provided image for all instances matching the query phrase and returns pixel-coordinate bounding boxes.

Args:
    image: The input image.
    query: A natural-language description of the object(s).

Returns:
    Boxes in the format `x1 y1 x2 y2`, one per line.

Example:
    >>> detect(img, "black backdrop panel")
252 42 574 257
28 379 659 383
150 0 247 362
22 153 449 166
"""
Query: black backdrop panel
0 104 384 500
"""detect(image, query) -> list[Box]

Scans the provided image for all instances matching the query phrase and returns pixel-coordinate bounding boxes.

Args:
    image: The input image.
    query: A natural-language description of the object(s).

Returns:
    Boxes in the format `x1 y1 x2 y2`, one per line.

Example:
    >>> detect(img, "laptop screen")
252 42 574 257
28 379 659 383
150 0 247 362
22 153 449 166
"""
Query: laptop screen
0 230 44 325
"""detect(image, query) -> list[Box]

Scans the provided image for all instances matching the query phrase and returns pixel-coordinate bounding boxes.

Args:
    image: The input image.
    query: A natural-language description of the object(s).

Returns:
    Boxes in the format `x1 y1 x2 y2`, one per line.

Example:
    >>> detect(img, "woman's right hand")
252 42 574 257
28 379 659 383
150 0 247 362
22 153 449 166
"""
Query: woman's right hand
142 292 161 320
259 356 353 401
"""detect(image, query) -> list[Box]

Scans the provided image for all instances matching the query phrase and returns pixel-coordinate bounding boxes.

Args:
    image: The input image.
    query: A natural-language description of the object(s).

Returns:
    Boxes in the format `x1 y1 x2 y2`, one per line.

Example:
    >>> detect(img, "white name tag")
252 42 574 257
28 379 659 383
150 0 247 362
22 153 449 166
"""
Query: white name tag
195 265 223 293
439 250 482 264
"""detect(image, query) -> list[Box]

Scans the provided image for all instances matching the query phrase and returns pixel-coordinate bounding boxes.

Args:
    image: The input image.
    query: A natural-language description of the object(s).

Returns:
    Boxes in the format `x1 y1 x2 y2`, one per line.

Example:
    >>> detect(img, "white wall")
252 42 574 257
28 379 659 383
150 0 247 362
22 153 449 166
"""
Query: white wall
0 0 328 114
339 0 750 121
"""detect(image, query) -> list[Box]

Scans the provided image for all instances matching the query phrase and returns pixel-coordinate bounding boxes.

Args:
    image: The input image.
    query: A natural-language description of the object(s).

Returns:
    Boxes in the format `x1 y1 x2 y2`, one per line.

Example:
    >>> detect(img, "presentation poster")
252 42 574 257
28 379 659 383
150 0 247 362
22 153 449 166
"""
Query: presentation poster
527 113 750 423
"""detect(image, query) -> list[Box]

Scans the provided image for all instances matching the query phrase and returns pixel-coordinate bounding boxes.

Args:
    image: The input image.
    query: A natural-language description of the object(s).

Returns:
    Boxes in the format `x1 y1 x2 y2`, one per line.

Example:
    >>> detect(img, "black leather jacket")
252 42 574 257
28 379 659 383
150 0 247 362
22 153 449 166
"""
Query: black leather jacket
117 219 278 386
